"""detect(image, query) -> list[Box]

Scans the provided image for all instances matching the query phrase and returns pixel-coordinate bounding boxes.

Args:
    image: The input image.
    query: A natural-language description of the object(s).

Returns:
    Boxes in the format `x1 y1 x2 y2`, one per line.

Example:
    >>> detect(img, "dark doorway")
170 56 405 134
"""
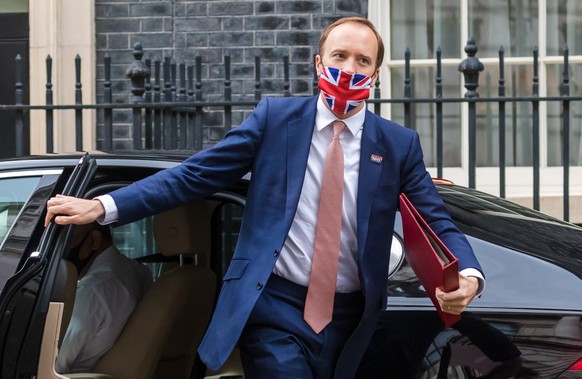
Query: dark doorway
0 13 29 158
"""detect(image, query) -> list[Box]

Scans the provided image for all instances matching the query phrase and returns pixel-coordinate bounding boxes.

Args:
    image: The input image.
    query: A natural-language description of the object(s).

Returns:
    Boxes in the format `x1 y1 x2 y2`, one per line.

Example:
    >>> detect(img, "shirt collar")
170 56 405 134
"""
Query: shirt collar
315 95 366 136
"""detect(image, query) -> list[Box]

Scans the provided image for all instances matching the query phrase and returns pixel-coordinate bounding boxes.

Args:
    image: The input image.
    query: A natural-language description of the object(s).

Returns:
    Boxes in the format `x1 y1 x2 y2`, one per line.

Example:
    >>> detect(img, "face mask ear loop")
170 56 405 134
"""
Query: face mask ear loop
317 63 325 78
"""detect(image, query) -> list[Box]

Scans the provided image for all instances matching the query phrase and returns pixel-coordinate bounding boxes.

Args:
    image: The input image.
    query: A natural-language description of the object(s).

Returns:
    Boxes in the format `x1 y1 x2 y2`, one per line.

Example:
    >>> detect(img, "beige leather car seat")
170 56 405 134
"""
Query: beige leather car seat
37 260 79 379
63 201 217 379
151 201 218 379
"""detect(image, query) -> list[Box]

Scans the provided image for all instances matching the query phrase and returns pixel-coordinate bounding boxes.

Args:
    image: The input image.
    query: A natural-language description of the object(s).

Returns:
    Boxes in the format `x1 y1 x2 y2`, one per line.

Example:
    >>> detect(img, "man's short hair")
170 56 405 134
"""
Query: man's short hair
318 16 385 70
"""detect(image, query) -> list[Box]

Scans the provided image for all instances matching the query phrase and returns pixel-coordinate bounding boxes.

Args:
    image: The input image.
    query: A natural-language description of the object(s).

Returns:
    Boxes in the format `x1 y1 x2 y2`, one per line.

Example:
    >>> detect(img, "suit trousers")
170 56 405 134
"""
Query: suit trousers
239 274 365 379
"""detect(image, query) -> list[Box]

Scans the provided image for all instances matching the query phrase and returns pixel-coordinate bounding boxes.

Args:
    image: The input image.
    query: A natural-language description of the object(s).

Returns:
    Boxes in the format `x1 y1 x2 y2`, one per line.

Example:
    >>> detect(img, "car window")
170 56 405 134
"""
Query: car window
112 216 158 277
106 198 245 281
113 218 156 259
0 176 43 247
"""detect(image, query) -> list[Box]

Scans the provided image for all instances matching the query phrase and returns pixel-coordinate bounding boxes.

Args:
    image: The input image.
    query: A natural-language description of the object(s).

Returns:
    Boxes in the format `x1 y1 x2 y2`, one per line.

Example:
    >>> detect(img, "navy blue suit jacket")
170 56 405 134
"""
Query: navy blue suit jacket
109 95 482 378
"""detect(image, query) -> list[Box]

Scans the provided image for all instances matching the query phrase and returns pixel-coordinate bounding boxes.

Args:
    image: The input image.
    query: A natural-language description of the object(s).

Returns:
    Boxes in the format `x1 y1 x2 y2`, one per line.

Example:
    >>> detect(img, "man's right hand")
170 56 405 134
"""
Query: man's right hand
44 194 106 227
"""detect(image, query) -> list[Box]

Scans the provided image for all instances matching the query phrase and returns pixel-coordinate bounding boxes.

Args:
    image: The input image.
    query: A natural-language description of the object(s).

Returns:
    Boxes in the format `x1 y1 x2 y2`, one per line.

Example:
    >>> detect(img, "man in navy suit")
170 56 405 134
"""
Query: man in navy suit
46 17 484 379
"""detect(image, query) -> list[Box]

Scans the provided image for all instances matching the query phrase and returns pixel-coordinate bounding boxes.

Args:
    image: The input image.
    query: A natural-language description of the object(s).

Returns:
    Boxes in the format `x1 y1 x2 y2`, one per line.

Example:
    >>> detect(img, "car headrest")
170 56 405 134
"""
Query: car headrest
153 201 217 258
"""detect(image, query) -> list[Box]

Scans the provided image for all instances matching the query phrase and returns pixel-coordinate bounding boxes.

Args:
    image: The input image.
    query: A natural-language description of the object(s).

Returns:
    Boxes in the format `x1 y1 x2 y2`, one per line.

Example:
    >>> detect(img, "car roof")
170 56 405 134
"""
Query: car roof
0 150 193 171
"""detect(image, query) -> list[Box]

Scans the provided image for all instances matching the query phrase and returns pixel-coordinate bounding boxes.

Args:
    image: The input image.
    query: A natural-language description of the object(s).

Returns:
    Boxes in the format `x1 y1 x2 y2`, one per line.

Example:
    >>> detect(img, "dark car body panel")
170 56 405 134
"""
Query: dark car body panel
0 153 580 378
361 184 582 378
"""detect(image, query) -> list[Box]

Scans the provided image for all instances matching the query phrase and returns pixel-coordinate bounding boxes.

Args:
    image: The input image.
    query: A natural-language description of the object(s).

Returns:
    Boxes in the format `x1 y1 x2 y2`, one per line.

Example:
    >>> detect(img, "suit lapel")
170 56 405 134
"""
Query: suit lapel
285 97 317 221
357 114 386 256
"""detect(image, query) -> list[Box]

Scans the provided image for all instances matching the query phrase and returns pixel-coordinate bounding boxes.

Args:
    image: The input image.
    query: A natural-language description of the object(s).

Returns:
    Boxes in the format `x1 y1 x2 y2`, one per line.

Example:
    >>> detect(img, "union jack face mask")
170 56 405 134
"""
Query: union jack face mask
317 66 372 115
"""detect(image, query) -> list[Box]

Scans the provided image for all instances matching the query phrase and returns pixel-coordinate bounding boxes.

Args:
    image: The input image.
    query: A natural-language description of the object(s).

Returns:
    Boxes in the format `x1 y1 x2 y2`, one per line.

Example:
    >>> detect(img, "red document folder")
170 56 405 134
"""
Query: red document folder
399 193 460 327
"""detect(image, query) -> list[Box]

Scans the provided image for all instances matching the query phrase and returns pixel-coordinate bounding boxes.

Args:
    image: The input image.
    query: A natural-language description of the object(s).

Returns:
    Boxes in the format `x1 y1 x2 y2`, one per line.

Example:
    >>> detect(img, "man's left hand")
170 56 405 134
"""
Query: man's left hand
435 274 479 315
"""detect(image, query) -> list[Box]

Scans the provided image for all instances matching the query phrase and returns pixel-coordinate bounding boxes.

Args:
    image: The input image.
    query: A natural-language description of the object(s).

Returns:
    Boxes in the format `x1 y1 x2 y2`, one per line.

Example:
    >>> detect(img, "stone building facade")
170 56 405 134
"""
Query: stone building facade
94 0 368 147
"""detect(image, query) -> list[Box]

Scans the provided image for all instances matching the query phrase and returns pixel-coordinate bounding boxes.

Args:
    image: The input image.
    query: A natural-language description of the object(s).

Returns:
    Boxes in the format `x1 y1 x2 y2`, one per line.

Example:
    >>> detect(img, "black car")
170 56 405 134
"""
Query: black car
0 152 581 379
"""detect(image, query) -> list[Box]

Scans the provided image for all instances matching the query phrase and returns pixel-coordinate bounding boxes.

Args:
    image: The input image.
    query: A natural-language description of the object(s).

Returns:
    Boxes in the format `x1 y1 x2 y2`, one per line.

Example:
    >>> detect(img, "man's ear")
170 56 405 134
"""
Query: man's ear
315 54 323 77
371 67 380 87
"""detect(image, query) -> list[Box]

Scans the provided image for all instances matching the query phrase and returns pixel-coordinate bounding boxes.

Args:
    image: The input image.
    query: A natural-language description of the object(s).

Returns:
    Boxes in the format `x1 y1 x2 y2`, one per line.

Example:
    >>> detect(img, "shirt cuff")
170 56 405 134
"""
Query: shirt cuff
94 194 118 225
459 268 485 296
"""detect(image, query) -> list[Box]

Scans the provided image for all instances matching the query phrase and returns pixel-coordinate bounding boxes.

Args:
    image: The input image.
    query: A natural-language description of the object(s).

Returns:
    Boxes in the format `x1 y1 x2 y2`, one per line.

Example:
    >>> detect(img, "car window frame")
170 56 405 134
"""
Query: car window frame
0 169 64 290
0 154 96 378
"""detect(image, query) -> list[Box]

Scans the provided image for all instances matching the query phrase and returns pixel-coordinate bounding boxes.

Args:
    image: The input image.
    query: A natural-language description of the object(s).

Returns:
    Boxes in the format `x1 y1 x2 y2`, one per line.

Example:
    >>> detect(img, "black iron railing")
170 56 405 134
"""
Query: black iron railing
0 40 579 221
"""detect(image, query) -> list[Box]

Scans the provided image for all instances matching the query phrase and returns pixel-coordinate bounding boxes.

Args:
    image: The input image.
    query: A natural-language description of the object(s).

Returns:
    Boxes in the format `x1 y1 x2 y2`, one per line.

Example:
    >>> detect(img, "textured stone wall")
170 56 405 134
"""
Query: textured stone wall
94 0 367 148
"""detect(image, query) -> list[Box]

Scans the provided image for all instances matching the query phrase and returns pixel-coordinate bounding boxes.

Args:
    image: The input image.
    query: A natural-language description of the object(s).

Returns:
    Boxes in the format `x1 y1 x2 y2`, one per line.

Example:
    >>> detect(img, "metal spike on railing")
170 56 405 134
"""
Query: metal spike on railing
46 55 54 153
373 77 381 116
224 55 232 131
255 56 262 101
283 55 290 97
435 47 443 178
15 54 24 157
498 46 506 198
404 48 411 129
153 59 162 149
187 64 195 150
126 43 150 150
194 56 203 150
458 38 483 188
75 54 83 151
103 53 112 151
561 46 571 221
532 47 540 210
178 63 187 149
163 56 172 149
144 58 153 149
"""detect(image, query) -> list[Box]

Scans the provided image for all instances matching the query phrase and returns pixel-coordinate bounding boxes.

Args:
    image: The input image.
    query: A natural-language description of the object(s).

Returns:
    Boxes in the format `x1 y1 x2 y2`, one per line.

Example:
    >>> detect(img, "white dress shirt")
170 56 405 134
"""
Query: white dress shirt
273 97 365 292
56 246 152 374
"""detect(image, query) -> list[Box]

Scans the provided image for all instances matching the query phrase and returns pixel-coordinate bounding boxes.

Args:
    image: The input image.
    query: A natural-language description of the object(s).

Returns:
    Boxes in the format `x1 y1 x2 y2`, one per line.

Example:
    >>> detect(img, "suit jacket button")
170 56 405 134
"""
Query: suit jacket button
273 249 280 257
256 282 263 290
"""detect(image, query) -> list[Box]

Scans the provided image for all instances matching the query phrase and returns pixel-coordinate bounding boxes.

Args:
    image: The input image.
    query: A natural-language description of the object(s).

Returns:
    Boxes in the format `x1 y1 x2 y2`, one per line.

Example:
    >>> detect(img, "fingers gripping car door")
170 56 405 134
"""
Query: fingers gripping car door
0 153 97 379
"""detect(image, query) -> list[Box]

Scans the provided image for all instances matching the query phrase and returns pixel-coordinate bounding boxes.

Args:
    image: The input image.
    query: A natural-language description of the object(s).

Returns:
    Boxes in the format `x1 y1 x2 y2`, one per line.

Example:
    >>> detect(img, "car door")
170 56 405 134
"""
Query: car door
0 154 97 379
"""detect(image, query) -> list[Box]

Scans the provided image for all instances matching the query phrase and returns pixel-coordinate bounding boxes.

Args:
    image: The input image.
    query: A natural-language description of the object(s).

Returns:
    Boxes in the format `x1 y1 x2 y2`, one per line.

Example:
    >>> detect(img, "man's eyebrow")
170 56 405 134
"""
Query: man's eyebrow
328 48 347 55
330 48 372 60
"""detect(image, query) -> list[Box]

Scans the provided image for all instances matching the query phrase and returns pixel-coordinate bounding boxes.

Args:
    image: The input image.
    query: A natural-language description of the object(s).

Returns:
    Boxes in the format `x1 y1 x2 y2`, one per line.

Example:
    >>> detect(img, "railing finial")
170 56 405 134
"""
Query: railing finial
126 42 151 102
458 37 484 98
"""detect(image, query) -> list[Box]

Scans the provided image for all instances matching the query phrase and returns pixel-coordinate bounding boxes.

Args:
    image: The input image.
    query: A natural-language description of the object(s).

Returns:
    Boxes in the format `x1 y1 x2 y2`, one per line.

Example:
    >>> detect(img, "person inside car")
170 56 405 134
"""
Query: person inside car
56 222 152 374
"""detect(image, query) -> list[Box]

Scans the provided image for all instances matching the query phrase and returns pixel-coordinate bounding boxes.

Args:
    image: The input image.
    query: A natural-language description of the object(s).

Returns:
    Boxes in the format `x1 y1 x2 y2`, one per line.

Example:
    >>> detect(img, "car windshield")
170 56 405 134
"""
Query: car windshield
438 184 582 272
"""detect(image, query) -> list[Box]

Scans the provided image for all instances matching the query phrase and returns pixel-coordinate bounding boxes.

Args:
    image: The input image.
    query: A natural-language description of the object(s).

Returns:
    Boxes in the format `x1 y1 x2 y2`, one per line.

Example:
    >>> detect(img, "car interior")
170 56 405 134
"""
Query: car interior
38 195 247 379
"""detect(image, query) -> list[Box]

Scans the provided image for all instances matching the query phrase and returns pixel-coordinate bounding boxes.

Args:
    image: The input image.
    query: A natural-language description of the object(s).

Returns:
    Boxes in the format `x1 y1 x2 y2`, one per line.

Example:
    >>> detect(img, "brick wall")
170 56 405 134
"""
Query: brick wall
94 0 367 149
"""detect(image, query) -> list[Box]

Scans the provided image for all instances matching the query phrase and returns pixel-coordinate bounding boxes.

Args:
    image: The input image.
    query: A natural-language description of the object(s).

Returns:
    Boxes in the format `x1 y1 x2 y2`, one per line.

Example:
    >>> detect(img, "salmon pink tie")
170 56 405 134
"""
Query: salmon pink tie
304 120 346 334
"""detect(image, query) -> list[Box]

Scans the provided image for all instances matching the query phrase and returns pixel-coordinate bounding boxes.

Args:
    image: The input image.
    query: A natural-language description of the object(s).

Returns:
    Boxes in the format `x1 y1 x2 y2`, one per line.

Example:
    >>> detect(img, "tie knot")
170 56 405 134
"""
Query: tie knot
332 120 346 138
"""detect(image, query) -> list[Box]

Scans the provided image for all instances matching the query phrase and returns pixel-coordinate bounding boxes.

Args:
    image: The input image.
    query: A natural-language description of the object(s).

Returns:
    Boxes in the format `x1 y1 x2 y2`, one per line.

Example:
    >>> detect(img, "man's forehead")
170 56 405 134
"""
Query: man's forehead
323 23 378 56
327 22 375 42
328 21 374 38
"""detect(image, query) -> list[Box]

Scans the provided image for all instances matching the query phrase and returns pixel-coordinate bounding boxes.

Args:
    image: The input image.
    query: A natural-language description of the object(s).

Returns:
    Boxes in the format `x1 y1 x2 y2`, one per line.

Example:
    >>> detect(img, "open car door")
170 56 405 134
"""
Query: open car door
0 153 97 379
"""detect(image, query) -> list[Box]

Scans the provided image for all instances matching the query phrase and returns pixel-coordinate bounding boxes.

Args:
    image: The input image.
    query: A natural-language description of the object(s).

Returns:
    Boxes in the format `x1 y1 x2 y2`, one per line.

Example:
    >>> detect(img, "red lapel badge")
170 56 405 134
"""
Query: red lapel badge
370 154 383 164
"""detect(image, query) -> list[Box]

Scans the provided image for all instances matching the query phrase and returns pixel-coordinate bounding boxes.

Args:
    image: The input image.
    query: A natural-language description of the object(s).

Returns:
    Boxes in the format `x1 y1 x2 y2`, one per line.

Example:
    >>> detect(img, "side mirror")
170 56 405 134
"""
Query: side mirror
388 235 404 278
